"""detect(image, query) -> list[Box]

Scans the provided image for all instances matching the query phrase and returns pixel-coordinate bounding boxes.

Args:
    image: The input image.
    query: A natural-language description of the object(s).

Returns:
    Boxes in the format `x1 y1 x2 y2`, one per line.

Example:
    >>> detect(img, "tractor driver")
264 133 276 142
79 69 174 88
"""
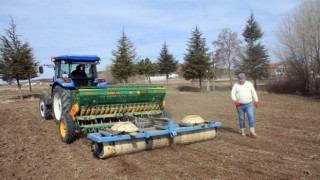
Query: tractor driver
71 64 87 78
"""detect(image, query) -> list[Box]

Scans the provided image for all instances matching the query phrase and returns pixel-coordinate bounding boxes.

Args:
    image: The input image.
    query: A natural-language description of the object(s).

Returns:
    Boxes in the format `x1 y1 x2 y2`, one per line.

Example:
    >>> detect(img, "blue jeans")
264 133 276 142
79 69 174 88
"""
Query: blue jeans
236 102 255 129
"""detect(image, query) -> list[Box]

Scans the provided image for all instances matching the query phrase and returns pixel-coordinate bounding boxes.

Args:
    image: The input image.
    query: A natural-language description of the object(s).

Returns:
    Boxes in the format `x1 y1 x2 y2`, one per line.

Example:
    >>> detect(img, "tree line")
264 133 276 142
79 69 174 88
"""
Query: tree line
111 12 269 90
1 0 319 95
0 12 268 93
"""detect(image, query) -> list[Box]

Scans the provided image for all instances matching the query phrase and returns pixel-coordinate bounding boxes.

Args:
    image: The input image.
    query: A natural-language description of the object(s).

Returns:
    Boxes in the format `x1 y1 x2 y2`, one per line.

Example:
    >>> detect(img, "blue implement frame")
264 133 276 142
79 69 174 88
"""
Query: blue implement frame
87 118 222 143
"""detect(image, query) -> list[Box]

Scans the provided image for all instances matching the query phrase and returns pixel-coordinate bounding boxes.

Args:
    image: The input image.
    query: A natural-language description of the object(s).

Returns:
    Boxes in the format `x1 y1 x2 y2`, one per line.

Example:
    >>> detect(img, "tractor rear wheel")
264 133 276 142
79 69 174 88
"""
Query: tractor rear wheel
52 86 70 125
59 113 76 143
39 92 53 120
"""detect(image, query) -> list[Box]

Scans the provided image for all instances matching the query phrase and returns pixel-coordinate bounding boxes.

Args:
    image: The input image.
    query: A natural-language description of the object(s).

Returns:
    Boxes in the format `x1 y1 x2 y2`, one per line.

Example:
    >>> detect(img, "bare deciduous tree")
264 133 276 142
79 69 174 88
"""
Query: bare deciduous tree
212 28 242 87
275 0 320 94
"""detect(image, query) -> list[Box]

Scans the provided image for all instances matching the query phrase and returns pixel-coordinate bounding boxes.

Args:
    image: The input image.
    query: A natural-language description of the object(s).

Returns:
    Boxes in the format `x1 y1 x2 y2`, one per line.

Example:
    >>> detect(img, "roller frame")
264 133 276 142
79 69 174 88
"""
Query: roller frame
87 118 222 143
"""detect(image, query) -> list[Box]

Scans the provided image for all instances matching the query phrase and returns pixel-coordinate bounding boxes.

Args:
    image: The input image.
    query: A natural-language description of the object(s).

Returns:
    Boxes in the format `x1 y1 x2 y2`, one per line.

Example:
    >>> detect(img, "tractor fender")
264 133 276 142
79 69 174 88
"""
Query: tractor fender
51 81 74 92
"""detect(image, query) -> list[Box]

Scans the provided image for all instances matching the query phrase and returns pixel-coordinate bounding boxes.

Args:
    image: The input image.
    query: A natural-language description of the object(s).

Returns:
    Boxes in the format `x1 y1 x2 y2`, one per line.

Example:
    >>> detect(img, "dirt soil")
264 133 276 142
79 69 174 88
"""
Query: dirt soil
0 87 320 180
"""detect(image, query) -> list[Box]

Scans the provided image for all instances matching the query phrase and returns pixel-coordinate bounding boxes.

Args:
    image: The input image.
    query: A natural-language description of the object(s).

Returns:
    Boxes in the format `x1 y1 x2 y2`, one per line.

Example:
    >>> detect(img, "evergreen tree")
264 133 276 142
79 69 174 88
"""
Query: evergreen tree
157 42 178 86
137 57 158 85
0 17 38 99
22 42 38 92
111 30 137 85
182 26 212 90
243 12 263 46
238 12 270 89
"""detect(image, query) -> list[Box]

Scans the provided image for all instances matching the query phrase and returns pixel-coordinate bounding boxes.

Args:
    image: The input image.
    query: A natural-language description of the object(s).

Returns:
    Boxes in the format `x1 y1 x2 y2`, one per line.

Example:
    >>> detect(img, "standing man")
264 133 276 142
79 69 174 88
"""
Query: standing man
231 73 259 138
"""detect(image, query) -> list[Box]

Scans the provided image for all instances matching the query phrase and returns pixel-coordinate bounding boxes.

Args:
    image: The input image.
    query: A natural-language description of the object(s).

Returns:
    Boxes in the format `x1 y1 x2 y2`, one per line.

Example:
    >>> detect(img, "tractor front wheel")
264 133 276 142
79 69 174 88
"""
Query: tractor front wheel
59 113 76 143
52 86 70 125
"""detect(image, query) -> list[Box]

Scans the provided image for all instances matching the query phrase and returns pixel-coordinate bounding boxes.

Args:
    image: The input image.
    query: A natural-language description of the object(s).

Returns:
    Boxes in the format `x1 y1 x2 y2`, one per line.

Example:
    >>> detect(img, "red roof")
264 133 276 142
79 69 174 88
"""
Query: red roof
269 63 281 69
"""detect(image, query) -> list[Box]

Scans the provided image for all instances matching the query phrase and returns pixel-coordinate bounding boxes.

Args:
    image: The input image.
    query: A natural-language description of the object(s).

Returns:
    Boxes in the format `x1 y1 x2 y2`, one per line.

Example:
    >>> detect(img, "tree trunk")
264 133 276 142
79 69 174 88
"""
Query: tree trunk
228 68 233 89
304 74 310 94
17 79 23 100
212 79 216 92
166 74 169 86
254 78 257 90
148 77 152 85
146 74 151 85
28 78 32 92
206 78 210 92
199 78 202 91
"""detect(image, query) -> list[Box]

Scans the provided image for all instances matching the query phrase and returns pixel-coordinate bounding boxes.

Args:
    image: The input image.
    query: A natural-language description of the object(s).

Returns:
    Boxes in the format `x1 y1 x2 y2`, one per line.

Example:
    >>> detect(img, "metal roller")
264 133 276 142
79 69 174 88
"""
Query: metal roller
91 127 217 159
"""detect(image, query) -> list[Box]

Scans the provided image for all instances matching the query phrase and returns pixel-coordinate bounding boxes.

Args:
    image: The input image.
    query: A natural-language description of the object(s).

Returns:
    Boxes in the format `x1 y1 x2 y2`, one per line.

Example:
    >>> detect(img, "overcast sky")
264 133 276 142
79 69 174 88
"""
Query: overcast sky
0 0 302 80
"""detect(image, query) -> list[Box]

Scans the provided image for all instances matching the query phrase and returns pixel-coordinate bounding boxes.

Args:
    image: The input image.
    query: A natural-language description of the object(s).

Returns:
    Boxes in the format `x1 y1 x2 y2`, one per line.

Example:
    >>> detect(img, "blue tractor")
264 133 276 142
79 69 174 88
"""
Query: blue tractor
38 55 107 125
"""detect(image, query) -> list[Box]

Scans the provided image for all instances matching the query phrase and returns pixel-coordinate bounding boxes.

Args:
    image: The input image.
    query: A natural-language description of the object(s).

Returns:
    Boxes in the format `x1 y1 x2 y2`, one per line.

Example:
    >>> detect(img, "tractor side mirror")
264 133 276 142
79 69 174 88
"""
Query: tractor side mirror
39 66 44 74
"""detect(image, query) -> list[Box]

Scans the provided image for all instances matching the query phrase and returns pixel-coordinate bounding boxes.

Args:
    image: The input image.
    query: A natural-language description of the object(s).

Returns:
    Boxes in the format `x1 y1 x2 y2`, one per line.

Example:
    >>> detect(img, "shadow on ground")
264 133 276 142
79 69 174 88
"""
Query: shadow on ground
0 93 41 100
218 126 239 134
177 86 201 92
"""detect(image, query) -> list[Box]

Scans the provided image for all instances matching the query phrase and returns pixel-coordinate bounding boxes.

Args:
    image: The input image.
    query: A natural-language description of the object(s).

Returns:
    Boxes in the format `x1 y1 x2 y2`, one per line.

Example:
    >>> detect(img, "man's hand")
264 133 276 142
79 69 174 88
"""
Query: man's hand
234 100 240 107
255 101 260 108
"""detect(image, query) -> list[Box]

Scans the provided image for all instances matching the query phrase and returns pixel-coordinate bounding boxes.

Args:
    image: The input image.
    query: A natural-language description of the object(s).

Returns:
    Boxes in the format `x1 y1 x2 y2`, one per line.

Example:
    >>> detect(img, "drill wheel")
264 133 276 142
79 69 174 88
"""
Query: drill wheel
59 113 76 144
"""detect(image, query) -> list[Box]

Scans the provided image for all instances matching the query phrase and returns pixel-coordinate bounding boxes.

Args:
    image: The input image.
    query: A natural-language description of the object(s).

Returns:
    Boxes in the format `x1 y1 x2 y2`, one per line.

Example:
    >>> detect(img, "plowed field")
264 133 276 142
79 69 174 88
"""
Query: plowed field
0 87 319 179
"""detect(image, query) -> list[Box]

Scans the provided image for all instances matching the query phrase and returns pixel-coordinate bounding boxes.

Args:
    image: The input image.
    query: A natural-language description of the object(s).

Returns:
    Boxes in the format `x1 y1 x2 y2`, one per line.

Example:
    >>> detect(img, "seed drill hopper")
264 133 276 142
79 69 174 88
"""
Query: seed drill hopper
39 55 221 159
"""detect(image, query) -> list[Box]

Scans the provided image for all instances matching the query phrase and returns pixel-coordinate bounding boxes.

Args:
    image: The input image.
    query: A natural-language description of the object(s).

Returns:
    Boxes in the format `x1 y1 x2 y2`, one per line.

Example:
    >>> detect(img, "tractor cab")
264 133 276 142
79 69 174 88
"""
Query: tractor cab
39 55 107 89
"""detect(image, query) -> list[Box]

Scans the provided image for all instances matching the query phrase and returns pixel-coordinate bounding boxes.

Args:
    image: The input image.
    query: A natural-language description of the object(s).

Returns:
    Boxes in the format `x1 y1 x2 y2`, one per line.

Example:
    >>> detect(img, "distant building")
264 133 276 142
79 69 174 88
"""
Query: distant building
268 62 286 79
168 73 179 79
149 72 179 81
